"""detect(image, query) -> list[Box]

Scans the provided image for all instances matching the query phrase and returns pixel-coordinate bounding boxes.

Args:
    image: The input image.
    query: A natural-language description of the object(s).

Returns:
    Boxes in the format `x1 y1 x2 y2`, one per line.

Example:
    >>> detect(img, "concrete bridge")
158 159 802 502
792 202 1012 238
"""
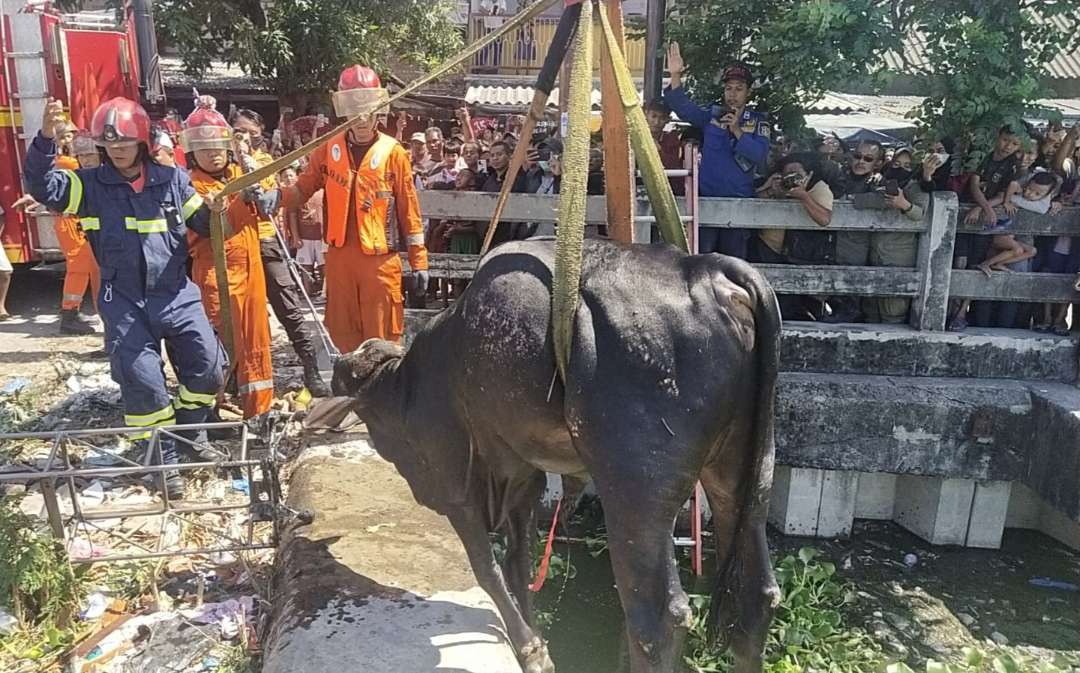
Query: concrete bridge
265 192 1080 672
406 191 1080 551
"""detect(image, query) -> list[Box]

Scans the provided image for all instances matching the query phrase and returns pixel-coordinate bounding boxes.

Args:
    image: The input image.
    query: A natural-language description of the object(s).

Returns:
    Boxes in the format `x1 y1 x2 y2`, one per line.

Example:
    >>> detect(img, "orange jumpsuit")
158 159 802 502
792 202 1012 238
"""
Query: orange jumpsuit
188 165 274 418
54 155 100 311
286 132 428 353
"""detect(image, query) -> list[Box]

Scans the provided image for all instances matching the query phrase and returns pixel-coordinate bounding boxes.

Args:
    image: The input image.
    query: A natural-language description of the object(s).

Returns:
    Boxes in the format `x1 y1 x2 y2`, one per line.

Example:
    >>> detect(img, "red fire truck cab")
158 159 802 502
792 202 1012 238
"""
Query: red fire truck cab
0 0 163 265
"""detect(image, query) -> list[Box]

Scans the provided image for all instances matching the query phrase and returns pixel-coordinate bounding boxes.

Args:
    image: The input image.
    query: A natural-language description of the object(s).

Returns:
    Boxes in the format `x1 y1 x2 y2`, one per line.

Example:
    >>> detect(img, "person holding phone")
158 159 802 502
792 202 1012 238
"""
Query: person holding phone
663 42 770 259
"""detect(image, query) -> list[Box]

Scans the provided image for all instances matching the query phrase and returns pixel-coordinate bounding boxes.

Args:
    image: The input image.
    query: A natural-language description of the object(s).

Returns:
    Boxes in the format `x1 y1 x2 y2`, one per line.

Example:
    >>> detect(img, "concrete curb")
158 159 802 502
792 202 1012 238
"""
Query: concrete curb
262 434 522 673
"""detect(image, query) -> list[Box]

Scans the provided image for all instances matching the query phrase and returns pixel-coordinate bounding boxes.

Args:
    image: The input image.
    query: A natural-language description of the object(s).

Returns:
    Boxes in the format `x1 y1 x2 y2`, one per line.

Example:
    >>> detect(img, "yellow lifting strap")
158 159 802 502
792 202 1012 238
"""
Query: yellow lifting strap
552 0 595 383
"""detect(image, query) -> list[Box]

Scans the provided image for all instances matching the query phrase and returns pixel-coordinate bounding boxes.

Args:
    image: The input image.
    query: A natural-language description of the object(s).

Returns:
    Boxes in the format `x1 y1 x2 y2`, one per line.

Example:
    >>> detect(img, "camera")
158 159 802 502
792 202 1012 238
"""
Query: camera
872 179 900 196
781 173 804 190
711 103 734 121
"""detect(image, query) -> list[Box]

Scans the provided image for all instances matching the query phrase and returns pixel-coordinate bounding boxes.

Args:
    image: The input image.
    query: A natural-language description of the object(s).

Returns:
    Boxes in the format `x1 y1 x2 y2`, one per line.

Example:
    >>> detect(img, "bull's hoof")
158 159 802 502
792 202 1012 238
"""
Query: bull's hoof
520 640 555 673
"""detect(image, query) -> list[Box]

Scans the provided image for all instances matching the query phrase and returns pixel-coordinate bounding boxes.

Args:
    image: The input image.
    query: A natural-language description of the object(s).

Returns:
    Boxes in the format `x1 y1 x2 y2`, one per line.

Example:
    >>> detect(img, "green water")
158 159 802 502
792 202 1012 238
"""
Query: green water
532 522 1080 672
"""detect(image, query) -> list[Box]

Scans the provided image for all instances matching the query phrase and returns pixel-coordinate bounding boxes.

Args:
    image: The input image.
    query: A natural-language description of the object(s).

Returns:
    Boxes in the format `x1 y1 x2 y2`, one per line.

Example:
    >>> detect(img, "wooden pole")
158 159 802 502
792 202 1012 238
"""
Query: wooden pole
599 0 635 243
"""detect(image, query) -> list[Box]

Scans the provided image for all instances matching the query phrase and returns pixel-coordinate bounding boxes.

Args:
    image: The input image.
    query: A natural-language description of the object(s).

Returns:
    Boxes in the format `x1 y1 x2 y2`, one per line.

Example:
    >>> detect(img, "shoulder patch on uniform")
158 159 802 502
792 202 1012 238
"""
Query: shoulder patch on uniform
331 144 342 162
741 118 757 132
758 122 772 139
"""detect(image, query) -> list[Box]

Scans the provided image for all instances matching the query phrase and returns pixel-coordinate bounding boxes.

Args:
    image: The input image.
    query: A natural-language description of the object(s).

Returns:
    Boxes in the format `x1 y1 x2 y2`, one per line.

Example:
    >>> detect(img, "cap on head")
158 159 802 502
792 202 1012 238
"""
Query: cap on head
333 65 389 119
90 97 151 146
410 132 426 144
180 98 232 152
722 62 753 85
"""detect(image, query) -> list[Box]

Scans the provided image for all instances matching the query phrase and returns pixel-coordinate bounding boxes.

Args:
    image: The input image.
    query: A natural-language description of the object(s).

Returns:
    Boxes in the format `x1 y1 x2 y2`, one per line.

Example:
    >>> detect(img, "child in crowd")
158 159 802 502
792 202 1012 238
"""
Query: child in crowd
445 167 482 299
963 126 1022 228
977 172 1057 276
280 166 327 298
426 141 460 188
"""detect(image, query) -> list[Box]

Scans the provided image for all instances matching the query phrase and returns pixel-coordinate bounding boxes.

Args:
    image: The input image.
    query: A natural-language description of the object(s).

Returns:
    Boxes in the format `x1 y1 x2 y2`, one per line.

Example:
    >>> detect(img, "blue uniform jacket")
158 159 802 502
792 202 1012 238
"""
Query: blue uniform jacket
663 86 770 198
24 132 210 304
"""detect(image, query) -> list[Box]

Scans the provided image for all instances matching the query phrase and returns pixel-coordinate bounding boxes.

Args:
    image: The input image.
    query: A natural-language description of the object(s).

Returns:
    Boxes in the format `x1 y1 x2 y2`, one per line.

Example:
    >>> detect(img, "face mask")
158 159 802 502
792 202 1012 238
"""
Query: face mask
884 166 913 184
539 161 550 173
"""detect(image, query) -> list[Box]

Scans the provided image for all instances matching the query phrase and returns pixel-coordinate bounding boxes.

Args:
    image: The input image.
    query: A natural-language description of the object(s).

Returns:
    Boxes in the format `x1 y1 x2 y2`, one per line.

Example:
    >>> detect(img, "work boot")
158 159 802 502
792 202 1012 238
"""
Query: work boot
141 436 185 500
302 356 332 398
59 308 97 335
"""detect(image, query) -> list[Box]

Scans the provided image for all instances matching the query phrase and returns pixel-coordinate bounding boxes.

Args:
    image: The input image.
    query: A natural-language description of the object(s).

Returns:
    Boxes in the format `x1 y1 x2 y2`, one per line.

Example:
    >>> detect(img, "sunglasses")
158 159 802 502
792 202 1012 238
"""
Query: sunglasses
852 153 878 163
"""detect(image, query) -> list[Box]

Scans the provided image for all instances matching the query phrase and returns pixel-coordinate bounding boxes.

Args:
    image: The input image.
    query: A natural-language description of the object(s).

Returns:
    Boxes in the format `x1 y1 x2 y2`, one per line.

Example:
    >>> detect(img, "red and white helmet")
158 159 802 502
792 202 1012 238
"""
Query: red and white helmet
90 97 151 146
179 98 232 152
332 65 389 119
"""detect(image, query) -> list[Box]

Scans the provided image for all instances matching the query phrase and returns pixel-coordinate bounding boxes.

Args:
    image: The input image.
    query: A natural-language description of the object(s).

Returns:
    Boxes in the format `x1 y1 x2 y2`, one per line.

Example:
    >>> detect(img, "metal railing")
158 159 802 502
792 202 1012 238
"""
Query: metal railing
467 15 646 75
415 190 1080 332
0 422 287 563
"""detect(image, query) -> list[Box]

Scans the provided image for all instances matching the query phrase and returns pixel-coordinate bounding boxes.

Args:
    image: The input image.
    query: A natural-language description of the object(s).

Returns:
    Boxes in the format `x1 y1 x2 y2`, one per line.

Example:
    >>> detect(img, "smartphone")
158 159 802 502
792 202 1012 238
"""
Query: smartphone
885 179 900 196
477 159 488 173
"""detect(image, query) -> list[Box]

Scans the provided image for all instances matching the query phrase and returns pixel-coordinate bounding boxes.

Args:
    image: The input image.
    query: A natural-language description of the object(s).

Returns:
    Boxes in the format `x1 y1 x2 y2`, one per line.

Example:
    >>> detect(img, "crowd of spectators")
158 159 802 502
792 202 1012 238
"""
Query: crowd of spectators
260 52 1080 330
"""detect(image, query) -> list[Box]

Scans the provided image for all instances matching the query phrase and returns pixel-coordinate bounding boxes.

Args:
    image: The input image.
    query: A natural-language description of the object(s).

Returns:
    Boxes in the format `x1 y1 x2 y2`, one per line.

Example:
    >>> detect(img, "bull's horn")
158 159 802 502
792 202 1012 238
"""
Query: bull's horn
303 396 362 431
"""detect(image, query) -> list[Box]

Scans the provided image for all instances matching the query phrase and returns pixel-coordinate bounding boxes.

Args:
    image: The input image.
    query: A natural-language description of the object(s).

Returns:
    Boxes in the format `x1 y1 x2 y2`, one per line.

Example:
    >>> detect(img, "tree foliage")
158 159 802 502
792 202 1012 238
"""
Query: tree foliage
897 0 1080 167
664 0 1080 160
664 0 896 140
154 0 463 101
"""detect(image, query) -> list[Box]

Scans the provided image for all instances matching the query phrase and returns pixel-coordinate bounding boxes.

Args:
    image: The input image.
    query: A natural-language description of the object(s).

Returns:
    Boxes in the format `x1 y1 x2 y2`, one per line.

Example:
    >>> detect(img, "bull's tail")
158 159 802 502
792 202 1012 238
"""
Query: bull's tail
706 261 782 646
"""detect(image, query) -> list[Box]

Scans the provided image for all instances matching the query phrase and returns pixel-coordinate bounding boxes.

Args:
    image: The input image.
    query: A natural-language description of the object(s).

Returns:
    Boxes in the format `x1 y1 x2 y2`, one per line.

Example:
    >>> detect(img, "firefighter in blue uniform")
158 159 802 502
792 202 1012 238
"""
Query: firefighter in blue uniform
24 97 227 499
663 43 771 259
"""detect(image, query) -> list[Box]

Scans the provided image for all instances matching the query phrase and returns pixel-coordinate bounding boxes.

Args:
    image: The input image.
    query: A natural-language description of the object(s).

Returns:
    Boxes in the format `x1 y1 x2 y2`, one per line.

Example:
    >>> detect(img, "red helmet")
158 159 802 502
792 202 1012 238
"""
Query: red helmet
339 65 381 91
90 97 151 146
333 65 388 119
179 103 232 152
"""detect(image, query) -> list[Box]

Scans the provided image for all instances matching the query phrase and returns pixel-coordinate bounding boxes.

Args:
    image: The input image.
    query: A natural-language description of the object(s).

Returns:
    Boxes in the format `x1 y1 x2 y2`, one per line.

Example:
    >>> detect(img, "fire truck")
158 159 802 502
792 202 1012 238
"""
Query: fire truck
0 0 163 265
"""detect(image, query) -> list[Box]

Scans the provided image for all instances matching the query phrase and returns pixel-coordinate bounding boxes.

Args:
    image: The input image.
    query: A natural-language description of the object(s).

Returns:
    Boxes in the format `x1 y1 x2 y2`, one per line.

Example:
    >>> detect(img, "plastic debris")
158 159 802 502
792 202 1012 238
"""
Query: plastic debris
80 592 109 620
231 479 250 496
181 596 255 639
903 553 918 568
1029 577 1079 592
0 377 30 396
0 608 16 635
82 480 107 505
69 537 111 560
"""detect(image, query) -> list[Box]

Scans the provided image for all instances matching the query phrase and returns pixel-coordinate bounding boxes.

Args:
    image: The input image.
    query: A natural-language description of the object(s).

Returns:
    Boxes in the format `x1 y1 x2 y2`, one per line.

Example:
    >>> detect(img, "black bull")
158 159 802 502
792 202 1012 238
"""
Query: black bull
330 238 782 673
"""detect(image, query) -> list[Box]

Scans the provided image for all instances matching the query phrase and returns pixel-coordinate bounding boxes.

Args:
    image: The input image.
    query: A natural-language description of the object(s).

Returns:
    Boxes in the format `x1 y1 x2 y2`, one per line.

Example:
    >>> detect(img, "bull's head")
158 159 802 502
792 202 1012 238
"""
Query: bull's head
331 339 406 403
306 339 406 432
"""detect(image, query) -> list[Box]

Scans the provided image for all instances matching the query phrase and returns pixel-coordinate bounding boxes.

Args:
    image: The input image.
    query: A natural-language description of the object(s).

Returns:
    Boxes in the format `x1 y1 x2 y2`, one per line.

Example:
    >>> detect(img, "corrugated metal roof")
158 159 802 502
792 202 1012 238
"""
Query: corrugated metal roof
884 14 1080 79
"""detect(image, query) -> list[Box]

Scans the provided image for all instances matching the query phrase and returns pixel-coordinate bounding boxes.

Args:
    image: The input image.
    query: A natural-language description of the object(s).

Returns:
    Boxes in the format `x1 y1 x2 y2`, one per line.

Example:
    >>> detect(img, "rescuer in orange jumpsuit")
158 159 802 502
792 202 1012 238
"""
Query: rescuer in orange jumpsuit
284 65 429 353
54 127 101 334
181 101 274 418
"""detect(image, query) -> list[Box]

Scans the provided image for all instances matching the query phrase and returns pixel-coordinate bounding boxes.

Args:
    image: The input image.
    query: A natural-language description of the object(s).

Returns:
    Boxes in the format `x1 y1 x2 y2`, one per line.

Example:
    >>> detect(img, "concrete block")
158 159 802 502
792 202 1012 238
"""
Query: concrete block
1005 482 1041 529
855 473 897 520
894 476 975 546
965 481 1011 549
769 466 822 536
818 471 858 538
1039 500 1080 551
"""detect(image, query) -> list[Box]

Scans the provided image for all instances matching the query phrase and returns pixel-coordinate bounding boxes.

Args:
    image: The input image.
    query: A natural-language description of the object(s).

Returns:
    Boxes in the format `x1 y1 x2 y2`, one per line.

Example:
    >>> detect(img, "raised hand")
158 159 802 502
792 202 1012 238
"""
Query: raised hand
41 98 66 140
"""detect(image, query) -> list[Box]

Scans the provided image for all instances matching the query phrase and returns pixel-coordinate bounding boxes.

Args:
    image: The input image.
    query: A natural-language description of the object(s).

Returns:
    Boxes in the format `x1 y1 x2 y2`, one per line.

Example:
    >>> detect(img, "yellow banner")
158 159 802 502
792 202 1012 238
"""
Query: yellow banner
0 110 23 128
